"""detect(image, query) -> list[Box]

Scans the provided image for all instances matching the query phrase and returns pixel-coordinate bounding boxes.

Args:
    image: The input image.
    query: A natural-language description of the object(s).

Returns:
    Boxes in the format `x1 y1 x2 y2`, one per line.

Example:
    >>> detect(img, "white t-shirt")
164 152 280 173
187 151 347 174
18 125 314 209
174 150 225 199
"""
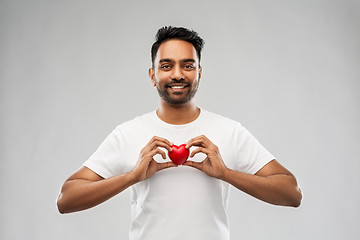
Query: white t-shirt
83 107 275 240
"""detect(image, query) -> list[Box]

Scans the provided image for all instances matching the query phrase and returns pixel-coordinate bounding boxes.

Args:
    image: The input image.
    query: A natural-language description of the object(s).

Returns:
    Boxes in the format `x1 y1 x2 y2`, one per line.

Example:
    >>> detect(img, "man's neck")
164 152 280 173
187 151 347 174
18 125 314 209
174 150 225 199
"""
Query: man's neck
156 101 200 125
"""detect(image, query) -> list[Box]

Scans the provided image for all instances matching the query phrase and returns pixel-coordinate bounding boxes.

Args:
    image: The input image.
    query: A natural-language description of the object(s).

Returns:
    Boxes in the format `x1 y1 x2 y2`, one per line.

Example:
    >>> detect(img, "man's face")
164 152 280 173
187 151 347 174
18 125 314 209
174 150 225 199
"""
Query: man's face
149 39 202 105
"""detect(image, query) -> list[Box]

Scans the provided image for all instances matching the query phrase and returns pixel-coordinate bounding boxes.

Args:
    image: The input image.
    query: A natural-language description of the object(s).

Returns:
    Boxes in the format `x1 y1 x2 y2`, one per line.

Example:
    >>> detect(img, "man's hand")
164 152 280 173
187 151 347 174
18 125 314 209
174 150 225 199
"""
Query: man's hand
183 135 302 207
131 136 178 182
183 135 228 179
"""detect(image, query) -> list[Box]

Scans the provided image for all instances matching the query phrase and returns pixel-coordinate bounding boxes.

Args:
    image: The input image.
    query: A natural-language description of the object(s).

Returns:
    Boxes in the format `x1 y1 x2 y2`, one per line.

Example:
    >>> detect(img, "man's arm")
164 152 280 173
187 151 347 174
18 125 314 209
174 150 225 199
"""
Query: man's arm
222 160 302 207
184 135 302 207
57 136 177 214
56 166 137 214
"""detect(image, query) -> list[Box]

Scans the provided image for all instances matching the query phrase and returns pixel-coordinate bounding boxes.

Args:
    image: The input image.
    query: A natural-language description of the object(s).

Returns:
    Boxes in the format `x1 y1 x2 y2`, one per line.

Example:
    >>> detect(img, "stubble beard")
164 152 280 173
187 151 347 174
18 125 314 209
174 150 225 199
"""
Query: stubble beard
155 79 199 105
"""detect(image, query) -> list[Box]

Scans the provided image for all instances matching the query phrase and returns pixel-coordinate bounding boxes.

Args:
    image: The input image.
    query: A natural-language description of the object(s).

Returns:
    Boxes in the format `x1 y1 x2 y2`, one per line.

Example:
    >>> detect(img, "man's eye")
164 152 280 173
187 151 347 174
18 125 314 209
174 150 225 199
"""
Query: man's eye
184 65 195 69
160 65 171 69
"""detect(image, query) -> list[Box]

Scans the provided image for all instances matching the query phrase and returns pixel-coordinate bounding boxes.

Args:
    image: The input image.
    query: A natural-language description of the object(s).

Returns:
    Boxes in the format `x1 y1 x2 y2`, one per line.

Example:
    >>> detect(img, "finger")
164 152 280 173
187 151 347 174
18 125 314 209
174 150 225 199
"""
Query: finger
143 136 157 149
186 138 207 149
188 139 208 149
156 161 178 171
153 136 174 151
149 140 173 152
149 148 166 159
152 136 173 147
186 136 201 149
183 160 203 170
146 136 173 149
189 147 211 158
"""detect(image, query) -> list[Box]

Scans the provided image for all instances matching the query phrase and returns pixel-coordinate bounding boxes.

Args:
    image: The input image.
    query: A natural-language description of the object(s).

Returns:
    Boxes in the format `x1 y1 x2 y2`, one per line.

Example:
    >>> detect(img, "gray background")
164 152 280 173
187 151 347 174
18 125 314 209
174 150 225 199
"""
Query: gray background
1 0 359 239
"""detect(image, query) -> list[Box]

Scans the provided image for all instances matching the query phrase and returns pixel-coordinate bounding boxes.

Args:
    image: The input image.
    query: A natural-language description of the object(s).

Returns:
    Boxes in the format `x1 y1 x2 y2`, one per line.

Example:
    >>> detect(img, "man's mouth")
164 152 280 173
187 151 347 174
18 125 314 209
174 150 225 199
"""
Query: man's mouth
167 84 189 89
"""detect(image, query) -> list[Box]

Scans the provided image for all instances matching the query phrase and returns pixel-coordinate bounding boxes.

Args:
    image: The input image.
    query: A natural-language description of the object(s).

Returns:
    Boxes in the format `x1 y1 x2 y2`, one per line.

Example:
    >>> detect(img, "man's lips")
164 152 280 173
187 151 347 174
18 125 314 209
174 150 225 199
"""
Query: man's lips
167 85 188 93
169 86 186 89
166 84 189 89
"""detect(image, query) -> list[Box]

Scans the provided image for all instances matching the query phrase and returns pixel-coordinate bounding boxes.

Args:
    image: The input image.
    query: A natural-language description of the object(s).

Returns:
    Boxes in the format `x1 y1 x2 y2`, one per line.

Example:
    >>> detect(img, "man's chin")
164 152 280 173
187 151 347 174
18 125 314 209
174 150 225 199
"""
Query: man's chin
157 89 197 105
162 97 191 105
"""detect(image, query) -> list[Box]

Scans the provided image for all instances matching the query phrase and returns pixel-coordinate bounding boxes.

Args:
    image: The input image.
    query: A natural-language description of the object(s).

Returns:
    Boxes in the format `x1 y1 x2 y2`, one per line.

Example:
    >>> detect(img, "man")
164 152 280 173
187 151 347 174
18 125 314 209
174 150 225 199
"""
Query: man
57 26 302 239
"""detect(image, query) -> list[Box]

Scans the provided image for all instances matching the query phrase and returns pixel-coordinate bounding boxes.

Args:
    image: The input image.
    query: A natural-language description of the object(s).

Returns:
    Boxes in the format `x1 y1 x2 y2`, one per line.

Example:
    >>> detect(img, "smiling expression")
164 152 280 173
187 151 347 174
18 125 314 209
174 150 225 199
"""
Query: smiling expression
149 39 202 105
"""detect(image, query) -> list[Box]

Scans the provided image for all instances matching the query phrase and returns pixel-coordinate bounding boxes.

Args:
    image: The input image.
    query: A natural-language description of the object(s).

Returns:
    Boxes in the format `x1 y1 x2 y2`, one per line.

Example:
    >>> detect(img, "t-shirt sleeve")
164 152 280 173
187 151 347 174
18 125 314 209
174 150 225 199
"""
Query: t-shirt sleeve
234 122 276 175
83 126 123 178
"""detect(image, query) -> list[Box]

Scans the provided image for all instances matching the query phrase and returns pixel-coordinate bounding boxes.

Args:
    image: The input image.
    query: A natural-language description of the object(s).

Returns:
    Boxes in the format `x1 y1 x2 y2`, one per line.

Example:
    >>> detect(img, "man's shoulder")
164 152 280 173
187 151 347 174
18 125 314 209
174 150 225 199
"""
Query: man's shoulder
202 108 242 127
113 110 155 131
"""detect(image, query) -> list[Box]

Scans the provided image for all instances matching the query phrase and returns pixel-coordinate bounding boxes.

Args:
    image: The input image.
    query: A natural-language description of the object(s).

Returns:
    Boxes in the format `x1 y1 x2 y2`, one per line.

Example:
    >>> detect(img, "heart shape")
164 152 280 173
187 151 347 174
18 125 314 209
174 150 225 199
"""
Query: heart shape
168 144 190 165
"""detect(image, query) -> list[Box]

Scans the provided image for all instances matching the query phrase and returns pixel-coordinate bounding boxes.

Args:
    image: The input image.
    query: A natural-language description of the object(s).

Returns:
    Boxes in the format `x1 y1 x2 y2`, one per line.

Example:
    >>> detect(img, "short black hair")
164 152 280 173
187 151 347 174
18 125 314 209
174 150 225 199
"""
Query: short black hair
151 26 205 68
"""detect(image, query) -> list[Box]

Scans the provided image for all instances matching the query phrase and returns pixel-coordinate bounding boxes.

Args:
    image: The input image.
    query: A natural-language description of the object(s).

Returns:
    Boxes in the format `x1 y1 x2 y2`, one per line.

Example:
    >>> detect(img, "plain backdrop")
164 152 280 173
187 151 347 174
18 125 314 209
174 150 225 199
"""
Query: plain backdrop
1 0 359 239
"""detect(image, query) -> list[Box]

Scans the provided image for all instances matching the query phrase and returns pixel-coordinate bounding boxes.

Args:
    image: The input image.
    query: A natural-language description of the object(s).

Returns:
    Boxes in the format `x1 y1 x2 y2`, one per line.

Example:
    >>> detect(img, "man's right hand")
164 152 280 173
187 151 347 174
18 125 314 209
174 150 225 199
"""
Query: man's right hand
131 136 177 182
56 136 177 214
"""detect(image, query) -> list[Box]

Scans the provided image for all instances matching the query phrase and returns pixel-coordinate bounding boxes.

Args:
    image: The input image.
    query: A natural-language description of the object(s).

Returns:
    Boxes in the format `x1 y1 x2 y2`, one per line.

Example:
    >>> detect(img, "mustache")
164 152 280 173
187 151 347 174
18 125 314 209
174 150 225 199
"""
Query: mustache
166 79 189 87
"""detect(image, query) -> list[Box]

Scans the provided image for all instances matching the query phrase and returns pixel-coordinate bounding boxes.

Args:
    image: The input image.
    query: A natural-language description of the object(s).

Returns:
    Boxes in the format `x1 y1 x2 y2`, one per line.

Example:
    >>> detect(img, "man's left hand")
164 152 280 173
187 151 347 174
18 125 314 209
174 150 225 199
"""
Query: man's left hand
183 135 228 179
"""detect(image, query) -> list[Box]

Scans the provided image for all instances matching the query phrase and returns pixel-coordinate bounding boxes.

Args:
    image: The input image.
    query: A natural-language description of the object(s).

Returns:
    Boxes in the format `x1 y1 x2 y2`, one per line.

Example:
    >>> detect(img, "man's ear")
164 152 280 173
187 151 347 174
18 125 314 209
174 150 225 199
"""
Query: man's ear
149 68 156 87
198 66 202 81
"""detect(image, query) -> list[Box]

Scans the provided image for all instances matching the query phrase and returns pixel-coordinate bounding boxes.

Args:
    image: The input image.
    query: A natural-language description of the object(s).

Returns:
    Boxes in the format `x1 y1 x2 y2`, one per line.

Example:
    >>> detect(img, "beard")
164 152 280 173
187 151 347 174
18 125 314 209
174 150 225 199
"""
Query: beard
155 79 199 105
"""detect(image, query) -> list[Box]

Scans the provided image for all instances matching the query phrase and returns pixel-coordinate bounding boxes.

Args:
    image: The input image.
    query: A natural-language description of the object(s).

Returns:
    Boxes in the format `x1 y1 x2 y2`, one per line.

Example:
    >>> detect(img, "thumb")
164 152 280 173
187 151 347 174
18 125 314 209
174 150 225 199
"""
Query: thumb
157 161 178 171
183 160 203 170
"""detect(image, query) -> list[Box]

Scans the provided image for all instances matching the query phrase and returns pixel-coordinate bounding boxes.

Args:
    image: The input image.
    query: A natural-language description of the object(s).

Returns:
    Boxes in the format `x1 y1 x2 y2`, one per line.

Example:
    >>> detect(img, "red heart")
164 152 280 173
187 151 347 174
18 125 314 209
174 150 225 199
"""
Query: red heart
168 144 190 165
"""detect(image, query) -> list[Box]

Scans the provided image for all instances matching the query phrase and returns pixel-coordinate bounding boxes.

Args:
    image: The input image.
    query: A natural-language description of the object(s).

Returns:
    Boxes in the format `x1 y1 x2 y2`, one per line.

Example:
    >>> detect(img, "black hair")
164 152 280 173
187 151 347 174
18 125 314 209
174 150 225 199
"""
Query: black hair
151 26 205 68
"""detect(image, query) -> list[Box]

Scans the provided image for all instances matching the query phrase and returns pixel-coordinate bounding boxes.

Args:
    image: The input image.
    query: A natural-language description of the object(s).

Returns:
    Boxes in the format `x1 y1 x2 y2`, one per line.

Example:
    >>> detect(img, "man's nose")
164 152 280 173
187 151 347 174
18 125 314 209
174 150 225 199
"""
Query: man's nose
171 65 184 80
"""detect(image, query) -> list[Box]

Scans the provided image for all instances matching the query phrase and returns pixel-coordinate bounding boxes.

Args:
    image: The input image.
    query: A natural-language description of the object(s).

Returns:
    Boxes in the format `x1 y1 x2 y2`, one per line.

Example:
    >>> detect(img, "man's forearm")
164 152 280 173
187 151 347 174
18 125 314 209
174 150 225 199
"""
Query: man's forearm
57 172 138 214
221 168 302 207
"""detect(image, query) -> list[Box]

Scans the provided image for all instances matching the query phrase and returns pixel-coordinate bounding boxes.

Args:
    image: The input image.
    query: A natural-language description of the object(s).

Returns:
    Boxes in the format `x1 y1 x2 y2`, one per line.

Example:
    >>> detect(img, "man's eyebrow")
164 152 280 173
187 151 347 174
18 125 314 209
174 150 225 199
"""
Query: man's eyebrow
182 59 196 63
159 58 173 63
159 58 196 64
